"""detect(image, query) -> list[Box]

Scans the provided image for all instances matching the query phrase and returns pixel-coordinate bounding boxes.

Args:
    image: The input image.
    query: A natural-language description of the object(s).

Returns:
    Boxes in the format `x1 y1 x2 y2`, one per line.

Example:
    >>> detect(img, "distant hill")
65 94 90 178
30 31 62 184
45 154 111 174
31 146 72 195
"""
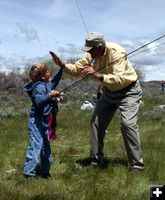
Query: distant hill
141 81 163 96
58 73 163 97
0 64 164 100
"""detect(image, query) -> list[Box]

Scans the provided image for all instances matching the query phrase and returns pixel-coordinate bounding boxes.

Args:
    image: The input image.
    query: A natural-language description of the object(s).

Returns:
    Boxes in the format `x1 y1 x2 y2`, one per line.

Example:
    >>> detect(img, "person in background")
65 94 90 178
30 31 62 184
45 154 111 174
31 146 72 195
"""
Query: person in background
23 63 63 179
49 32 144 171
161 80 165 92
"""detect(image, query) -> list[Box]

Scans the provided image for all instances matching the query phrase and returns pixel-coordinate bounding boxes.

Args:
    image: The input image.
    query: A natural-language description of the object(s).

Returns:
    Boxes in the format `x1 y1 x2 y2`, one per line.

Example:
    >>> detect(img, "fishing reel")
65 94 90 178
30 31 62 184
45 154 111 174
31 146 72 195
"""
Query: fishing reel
51 96 61 104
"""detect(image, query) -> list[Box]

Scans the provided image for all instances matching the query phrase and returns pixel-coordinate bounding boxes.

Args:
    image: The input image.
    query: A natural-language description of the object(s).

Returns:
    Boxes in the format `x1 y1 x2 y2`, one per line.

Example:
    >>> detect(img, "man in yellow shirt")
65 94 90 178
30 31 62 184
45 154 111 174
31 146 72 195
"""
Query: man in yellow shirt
49 32 144 171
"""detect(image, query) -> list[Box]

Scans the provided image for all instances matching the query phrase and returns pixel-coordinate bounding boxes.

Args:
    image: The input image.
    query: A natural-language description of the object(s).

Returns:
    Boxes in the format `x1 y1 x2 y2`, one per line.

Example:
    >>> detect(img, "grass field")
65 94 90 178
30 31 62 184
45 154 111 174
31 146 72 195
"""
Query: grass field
0 93 165 200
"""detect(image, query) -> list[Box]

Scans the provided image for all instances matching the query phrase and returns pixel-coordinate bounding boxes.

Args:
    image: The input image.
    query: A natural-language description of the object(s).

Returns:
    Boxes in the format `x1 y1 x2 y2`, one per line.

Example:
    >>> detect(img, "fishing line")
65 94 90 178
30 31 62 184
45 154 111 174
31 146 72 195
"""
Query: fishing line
74 0 88 33
69 1 165 94
59 34 165 93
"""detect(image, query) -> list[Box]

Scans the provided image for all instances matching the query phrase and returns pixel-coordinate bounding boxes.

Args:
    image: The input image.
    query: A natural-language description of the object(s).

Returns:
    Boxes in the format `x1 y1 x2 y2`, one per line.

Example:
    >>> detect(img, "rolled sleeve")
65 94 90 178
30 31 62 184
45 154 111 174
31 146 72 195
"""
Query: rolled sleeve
64 55 91 76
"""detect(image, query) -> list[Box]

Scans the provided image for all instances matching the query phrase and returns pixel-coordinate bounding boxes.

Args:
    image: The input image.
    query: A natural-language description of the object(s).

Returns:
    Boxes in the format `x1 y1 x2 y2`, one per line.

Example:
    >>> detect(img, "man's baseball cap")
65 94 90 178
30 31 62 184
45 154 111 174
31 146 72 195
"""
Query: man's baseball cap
82 32 105 52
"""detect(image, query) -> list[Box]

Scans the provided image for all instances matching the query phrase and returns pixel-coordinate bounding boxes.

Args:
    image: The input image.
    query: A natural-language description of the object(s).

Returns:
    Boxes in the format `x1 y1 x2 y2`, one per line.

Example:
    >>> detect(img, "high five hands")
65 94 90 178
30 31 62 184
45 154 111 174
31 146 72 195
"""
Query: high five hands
49 51 103 80
49 51 65 69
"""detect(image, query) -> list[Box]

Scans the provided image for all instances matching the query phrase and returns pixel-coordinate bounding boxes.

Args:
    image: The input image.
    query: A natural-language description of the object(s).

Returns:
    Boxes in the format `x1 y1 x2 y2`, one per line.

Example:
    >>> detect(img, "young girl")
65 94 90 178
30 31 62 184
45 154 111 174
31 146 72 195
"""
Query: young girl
23 63 63 179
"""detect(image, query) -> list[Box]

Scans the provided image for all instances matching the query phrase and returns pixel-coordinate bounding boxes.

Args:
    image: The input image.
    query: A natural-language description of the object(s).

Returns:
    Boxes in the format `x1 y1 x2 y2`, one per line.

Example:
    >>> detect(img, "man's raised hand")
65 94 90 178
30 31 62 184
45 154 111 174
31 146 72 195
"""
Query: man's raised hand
49 51 65 69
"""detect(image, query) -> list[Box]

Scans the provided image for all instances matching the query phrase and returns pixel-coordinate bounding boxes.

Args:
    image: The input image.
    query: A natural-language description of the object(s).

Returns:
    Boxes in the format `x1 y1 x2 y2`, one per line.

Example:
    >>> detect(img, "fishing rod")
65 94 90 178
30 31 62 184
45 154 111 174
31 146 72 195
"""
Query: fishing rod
129 41 165 58
59 34 165 94
57 1 165 94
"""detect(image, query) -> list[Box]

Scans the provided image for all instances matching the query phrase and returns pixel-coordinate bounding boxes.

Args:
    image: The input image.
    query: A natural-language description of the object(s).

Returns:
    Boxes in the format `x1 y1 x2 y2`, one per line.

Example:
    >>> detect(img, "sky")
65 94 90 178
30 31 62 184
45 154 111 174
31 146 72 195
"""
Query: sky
0 0 165 81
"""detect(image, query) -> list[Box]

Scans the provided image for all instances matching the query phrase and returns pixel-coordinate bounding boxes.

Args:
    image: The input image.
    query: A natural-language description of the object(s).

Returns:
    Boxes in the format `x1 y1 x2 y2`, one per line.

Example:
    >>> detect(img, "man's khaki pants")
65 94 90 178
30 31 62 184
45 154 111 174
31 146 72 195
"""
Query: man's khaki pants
90 81 144 168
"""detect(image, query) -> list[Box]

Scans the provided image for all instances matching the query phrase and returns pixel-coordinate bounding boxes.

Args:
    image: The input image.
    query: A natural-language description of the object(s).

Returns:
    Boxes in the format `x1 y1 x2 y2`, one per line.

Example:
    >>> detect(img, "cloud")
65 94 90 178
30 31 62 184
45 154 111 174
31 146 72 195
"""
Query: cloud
0 54 48 73
57 43 83 60
0 55 26 71
131 52 164 66
16 22 39 42
0 0 164 81
143 64 165 81
120 38 165 66
115 38 165 81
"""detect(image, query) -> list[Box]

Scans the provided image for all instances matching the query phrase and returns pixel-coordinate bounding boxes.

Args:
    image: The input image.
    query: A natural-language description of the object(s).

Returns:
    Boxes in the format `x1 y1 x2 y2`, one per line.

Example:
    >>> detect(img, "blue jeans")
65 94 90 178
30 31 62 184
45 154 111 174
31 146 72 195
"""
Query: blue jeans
23 116 51 176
